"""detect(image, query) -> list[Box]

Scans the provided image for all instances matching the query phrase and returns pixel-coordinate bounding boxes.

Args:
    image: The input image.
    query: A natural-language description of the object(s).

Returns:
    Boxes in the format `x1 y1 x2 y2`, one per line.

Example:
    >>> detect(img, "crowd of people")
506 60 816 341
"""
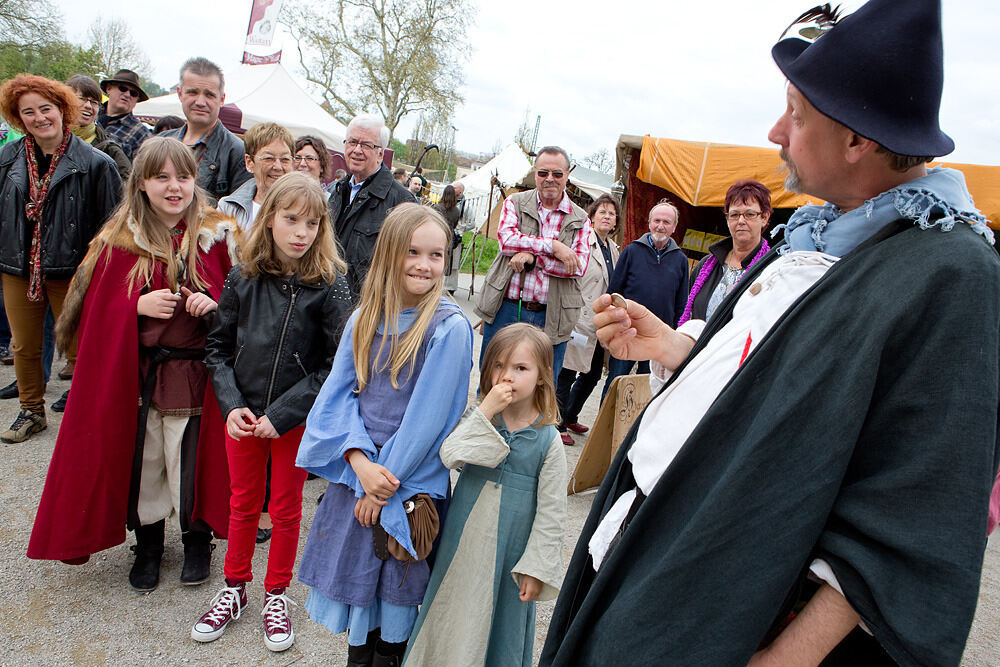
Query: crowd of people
2 0 1000 664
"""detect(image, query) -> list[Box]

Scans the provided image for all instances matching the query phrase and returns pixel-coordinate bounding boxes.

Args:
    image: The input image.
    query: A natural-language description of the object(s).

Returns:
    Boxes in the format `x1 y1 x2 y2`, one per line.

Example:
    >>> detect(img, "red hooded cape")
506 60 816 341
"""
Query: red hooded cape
27 212 238 562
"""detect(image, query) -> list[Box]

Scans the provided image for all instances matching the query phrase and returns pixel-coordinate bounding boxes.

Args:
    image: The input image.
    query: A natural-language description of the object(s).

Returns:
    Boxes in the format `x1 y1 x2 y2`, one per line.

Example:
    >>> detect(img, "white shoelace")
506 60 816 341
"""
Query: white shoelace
202 586 244 625
261 592 297 632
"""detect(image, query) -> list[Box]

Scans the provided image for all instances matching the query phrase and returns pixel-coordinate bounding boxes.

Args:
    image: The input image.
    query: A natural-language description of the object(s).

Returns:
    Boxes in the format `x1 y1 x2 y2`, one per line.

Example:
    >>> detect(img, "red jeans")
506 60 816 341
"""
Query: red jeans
224 425 307 591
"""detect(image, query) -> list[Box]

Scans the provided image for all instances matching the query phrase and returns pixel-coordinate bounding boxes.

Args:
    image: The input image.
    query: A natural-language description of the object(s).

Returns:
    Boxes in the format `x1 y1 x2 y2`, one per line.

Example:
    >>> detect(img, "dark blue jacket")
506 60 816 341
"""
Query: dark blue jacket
607 233 688 328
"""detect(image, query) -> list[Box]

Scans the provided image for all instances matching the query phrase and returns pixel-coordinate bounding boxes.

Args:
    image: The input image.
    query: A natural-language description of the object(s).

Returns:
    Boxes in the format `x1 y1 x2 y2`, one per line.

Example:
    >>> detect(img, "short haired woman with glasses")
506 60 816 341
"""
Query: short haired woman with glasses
294 135 333 200
679 179 773 325
218 122 295 229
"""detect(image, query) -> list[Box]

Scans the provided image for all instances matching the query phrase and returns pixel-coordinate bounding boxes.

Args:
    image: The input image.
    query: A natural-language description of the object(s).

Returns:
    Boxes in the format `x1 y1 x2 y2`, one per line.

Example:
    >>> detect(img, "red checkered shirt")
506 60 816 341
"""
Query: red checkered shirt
498 191 591 303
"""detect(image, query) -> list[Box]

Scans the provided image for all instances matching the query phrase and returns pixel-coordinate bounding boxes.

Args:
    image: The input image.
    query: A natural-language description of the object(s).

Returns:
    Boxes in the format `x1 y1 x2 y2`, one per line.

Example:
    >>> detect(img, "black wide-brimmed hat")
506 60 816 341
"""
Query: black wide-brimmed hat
99 69 149 102
772 0 954 158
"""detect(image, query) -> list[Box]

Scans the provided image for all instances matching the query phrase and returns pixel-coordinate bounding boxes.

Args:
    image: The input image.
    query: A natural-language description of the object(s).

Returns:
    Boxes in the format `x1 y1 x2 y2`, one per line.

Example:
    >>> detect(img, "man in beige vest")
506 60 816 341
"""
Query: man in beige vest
474 146 591 379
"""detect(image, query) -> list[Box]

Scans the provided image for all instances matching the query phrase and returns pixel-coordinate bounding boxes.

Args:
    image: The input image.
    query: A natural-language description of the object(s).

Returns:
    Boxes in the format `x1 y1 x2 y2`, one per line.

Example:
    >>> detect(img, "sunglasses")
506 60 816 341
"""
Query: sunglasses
117 84 141 98
536 169 565 179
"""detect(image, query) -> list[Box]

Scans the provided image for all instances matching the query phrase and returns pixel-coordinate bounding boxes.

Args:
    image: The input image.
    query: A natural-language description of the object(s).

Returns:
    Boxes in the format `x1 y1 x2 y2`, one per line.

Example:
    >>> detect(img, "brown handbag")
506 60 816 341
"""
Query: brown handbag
372 493 440 564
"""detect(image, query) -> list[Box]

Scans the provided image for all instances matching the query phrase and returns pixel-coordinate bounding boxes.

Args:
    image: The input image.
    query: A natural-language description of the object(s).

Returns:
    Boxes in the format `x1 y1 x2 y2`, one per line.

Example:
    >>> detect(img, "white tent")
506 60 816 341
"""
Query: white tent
134 64 347 149
455 143 533 197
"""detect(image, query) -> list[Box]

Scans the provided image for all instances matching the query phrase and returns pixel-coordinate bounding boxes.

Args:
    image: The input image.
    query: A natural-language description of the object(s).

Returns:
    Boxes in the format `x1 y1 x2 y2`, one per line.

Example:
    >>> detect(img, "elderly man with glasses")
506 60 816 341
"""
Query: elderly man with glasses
97 68 153 161
327 113 416 298
474 146 591 387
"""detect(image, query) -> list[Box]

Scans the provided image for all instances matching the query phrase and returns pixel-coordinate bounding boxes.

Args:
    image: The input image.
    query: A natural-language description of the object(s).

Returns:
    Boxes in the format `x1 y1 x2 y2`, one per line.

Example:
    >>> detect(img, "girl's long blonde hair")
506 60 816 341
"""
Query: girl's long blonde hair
90 136 209 294
240 172 345 282
479 323 559 425
353 203 452 391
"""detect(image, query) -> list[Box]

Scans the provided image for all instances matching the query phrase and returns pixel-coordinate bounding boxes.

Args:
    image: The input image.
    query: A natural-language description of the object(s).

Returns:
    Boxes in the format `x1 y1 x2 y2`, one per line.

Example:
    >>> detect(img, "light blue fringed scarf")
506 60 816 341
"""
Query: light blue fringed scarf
775 167 994 258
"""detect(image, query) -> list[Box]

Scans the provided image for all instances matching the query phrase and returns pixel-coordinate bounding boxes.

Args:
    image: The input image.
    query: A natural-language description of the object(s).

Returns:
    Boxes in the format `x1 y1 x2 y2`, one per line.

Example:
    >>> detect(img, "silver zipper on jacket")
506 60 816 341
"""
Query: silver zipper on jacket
292 352 308 377
234 345 245 369
265 286 297 406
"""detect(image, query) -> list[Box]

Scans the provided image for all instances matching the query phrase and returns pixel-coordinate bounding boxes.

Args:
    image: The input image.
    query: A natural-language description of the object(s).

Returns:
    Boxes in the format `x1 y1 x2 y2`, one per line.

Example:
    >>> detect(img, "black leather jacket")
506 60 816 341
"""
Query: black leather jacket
0 135 122 278
206 267 353 435
328 164 416 298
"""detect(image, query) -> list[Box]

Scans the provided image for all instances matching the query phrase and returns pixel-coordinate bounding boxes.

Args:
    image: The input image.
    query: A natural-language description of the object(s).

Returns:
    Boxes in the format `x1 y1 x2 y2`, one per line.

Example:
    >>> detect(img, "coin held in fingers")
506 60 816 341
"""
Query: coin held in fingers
610 293 627 309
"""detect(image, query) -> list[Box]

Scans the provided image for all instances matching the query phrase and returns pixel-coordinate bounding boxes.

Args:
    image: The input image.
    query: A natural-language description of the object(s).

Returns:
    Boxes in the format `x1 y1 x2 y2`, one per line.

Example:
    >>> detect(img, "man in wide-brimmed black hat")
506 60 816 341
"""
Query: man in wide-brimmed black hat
97 68 152 160
541 1 1000 665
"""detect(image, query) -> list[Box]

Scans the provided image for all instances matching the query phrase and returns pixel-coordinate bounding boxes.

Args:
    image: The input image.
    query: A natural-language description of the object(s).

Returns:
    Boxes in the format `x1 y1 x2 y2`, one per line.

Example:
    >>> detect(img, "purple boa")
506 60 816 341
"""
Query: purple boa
678 239 770 326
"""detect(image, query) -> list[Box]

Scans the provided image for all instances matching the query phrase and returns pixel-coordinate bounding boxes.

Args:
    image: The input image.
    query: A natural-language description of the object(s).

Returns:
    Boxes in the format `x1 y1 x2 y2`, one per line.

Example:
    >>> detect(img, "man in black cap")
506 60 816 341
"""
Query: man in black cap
541 1 1000 665
97 68 153 160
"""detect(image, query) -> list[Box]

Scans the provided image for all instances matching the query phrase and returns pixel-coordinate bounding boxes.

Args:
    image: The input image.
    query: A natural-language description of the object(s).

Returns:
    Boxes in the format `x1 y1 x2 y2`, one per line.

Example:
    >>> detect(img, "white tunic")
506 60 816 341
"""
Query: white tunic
590 251 839 568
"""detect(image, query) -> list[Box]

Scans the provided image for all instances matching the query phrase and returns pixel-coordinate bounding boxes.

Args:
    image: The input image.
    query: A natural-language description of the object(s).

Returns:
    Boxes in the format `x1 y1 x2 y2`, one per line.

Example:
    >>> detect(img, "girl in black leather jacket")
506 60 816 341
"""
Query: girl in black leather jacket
197 173 351 652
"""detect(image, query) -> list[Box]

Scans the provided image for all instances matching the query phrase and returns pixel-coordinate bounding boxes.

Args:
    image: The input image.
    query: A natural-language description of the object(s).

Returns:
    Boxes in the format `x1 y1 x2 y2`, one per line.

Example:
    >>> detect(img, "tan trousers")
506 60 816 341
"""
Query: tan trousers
1 274 75 413
137 407 190 527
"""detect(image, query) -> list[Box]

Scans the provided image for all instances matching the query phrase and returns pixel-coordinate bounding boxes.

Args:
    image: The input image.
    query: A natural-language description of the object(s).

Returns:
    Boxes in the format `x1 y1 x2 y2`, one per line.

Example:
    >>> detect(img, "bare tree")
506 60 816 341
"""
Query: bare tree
87 17 151 78
284 0 473 141
513 107 534 154
0 0 61 47
583 148 615 175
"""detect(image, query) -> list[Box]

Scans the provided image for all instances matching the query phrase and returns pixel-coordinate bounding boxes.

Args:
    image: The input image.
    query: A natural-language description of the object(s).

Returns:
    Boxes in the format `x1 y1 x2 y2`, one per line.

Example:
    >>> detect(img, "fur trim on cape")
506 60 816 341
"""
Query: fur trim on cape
56 208 240 351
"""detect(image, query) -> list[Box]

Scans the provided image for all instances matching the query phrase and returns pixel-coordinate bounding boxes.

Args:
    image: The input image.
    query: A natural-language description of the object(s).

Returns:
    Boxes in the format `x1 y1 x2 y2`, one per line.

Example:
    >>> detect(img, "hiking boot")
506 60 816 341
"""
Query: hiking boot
129 520 165 592
180 530 215 585
0 408 45 443
191 581 247 643
262 588 297 652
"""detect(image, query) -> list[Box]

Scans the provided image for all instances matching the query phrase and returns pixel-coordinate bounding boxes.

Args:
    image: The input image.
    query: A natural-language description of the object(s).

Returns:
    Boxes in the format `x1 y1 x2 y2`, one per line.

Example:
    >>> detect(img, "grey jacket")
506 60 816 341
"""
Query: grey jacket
161 120 251 203
217 178 257 230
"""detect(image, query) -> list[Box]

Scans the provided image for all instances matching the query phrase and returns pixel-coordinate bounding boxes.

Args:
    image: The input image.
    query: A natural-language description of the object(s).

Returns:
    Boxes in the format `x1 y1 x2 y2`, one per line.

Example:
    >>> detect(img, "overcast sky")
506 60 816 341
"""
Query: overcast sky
54 0 999 166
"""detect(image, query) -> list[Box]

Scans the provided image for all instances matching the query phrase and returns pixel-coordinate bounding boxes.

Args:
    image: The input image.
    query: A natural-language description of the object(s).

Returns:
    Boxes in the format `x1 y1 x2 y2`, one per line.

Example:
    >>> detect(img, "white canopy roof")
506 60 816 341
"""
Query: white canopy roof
134 64 347 149
455 143 533 198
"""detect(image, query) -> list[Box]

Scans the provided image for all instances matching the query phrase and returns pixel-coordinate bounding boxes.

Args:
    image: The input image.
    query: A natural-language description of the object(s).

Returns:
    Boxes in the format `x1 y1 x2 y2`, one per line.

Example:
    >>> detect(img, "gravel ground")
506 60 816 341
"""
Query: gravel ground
0 274 996 665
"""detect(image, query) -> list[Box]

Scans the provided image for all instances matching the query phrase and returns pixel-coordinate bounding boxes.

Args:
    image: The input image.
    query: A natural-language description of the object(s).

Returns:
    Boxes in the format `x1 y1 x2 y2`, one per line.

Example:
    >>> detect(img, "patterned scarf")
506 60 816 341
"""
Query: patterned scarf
24 129 71 301
678 239 770 326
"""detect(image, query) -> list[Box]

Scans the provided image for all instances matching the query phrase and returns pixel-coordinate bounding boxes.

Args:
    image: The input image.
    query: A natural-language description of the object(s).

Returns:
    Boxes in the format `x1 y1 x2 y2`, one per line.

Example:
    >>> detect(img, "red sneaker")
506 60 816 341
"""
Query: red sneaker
262 589 297 652
191 583 247 643
565 422 590 434
560 432 574 446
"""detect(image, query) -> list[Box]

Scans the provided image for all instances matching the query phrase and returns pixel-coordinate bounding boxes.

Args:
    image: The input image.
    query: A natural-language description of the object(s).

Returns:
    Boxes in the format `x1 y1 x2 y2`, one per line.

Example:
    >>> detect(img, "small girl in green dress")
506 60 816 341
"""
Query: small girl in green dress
405 322 568 666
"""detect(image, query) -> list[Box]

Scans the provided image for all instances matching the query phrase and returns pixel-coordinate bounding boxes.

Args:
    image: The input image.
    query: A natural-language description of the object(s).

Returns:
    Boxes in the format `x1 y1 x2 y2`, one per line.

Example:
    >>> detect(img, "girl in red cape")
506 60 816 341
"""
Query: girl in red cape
27 136 239 593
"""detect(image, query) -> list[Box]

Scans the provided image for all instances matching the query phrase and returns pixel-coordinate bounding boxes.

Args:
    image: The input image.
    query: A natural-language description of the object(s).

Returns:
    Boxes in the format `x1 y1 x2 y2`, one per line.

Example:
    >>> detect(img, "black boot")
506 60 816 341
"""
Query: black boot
347 629 380 667
129 520 165 592
180 529 215 585
372 638 407 667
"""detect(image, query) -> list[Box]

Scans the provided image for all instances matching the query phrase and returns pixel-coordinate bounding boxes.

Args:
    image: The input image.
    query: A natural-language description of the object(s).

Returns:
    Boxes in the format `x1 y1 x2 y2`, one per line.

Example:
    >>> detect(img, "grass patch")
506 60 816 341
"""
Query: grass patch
460 232 499 274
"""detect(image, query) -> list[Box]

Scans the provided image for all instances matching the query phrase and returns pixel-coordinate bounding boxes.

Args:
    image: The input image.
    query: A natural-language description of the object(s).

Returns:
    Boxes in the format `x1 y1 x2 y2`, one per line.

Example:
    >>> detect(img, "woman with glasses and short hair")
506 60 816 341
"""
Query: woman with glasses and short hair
294 135 333 200
218 123 294 229
679 180 773 325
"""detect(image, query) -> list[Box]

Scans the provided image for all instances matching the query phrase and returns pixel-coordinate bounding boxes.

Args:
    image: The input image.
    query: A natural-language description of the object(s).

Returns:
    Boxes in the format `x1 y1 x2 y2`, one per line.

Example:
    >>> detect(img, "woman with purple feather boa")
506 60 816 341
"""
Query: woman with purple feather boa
679 180 772 326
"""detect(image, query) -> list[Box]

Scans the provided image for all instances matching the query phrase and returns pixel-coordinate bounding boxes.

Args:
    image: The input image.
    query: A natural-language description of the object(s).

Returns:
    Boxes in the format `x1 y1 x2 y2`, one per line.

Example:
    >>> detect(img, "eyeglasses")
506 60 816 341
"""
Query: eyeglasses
536 169 565 179
726 210 761 221
294 155 319 163
254 154 293 167
344 138 381 152
117 85 141 98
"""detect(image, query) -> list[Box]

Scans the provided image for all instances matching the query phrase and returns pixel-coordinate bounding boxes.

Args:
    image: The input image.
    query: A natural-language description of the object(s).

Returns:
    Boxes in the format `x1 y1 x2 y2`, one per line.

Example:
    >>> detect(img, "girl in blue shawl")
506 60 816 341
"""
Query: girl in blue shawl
296 203 472 666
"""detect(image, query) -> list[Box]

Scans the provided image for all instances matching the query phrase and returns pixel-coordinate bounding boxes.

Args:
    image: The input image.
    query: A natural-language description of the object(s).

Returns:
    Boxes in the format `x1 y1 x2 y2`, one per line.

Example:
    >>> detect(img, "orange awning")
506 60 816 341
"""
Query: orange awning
636 136 999 228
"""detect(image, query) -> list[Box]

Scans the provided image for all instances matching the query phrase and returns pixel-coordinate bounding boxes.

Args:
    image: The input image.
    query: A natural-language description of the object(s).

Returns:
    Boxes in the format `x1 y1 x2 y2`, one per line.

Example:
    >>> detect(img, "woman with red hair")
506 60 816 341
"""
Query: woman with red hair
0 74 122 442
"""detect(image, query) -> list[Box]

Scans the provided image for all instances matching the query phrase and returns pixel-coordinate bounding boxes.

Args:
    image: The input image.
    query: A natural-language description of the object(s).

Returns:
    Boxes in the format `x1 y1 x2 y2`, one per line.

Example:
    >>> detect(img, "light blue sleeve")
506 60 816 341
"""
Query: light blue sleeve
295 312 375 488
378 311 474 557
